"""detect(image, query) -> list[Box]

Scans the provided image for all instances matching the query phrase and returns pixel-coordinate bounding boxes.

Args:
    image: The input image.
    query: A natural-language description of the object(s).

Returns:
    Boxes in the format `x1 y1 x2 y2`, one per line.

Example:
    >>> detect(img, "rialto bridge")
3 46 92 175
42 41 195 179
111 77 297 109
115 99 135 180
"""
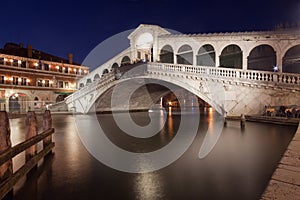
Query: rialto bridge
62 24 300 116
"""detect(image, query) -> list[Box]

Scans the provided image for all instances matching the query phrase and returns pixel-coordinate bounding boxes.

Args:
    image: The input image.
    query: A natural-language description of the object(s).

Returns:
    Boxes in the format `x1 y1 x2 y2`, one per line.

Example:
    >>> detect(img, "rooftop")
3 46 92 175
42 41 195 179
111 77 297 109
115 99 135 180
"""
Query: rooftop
0 42 82 66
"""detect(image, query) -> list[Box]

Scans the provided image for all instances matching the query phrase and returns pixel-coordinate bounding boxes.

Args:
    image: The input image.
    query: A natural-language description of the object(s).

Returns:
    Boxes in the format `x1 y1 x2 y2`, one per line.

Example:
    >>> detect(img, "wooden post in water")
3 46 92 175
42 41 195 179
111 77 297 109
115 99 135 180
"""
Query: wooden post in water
0 111 13 183
240 114 246 129
43 110 52 153
25 111 38 172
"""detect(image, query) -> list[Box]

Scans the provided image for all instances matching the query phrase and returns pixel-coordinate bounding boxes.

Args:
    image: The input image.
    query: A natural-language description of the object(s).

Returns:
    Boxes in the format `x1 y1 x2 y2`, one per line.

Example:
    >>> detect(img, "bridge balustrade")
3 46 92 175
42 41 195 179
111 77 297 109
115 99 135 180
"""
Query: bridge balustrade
148 63 300 87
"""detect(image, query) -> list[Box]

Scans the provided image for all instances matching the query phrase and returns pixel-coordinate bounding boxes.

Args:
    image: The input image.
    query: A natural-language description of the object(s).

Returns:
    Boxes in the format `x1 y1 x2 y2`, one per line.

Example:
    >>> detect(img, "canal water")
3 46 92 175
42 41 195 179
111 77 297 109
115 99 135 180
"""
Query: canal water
7 111 297 200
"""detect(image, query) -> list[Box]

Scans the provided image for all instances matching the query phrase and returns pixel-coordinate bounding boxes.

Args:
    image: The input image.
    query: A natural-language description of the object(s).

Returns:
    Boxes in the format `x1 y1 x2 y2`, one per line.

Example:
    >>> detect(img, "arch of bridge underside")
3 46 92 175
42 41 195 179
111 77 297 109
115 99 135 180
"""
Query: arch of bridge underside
85 75 224 115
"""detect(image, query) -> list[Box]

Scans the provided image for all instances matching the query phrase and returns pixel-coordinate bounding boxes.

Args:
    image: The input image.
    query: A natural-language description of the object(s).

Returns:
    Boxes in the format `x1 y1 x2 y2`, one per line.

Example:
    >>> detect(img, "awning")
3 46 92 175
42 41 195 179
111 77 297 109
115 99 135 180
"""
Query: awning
54 92 73 95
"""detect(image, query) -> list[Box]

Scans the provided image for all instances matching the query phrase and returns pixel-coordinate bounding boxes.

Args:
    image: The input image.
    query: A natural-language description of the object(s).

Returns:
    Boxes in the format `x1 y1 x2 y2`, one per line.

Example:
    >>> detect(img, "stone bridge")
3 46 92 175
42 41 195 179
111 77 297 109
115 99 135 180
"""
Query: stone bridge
61 24 300 116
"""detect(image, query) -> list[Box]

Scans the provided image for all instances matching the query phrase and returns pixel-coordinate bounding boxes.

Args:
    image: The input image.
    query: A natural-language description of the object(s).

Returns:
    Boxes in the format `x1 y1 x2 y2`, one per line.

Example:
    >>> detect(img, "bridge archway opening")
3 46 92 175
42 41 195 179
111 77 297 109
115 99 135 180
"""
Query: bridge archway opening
160 45 174 63
112 63 119 69
102 69 109 76
283 45 300 73
93 79 218 115
136 33 153 62
248 45 276 71
177 44 193 65
86 78 92 85
220 44 242 69
93 74 100 81
121 56 131 67
197 44 215 66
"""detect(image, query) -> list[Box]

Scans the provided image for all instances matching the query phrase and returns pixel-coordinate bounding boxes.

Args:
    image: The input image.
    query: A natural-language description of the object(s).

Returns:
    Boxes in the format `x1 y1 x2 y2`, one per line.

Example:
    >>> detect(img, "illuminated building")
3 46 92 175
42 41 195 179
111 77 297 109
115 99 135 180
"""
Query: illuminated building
0 43 89 112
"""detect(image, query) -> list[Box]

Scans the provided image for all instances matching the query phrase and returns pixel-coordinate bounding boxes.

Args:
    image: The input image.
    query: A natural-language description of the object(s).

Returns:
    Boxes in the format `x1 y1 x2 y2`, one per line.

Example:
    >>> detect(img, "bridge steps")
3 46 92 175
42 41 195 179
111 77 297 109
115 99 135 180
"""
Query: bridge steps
261 122 300 199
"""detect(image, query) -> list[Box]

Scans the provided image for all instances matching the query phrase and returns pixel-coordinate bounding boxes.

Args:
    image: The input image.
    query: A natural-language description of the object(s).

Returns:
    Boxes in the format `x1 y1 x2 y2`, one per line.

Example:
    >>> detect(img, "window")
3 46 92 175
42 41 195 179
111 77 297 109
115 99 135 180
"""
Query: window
0 76 5 84
21 78 27 86
0 58 4 65
45 80 50 87
58 81 63 88
37 79 43 87
12 60 18 67
44 63 49 71
64 67 68 73
13 77 19 85
64 81 69 88
137 51 141 59
37 61 42 70
58 66 62 72
21 61 26 68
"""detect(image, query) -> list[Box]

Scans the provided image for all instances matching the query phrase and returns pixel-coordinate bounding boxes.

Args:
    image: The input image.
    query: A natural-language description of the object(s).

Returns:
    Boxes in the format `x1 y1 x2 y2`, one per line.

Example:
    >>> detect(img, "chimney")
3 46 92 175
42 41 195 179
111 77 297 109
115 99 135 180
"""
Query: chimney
27 45 32 58
68 53 73 64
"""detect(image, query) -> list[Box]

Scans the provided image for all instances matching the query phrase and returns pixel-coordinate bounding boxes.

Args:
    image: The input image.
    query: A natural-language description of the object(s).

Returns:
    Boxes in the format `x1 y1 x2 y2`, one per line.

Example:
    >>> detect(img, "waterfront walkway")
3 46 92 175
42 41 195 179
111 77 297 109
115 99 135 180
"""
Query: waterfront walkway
261 122 300 199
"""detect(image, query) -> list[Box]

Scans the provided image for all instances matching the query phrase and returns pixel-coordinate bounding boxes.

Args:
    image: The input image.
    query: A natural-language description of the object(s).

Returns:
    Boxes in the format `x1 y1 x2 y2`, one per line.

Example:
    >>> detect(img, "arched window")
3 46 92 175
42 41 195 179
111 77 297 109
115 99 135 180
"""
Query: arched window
177 44 193 65
86 78 92 85
93 74 100 81
283 45 300 73
248 45 276 71
220 44 242 69
197 44 215 66
112 63 119 69
160 45 174 63
102 69 109 76
121 56 131 66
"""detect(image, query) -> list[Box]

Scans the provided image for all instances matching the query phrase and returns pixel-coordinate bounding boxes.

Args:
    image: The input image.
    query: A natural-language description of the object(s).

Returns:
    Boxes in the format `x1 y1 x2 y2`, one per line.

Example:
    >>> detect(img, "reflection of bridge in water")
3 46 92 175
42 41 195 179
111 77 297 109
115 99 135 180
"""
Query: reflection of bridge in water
59 24 300 116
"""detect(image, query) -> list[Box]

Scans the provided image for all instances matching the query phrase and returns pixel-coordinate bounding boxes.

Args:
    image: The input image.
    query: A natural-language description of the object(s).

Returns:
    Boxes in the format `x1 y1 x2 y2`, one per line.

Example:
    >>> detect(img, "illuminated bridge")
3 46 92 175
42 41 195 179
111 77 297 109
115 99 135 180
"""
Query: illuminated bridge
63 24 300 116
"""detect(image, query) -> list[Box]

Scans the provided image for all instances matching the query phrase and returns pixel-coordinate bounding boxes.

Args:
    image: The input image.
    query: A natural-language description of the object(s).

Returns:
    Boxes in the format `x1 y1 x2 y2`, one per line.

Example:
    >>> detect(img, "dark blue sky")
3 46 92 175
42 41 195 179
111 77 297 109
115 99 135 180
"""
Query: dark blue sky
1 0 299 66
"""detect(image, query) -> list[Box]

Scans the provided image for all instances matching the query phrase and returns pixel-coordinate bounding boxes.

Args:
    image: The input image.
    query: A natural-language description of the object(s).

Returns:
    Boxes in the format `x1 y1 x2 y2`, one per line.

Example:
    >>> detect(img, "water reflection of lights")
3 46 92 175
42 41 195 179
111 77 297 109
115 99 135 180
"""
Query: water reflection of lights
134 172 164 200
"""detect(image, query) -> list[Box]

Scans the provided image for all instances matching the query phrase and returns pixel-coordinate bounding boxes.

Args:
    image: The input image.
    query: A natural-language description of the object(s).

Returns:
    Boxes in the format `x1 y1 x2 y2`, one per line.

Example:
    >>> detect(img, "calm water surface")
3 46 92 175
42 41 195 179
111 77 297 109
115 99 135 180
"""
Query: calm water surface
7 111 297 200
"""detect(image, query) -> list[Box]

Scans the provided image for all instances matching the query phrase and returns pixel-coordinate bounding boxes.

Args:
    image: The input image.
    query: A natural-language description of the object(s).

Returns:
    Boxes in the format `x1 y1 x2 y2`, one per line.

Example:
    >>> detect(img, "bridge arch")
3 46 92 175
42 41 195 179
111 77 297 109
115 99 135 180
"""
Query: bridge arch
121 56 131 66
196 44 215 66
86 78 92 85
93 74 100 81
112 63 119 69
102 69 109 75
248 44 276 72
282 45 300 73
159 45 174 63
177 44 193 65
220 44 242 69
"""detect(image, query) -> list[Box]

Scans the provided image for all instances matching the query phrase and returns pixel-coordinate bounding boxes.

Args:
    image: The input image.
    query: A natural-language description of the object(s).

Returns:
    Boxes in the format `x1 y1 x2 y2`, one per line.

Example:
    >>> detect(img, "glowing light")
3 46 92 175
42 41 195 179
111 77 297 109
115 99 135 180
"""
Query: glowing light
3 58 7 62
168 101 172 106
9 59 13 62
49 80 53 84
34 62 38 66
56 66 60 69
9 77 13 81
3 77 8 81
15 93 18 97
26 79 30 83
42 80 45 84
273 65 279 72
73 68 77 72
18 60 22 64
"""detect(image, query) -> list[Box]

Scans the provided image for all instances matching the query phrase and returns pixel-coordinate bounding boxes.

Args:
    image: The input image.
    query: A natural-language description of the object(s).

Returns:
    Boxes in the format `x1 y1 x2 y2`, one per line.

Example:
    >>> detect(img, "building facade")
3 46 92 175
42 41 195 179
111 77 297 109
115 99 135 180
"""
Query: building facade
0 43 89 113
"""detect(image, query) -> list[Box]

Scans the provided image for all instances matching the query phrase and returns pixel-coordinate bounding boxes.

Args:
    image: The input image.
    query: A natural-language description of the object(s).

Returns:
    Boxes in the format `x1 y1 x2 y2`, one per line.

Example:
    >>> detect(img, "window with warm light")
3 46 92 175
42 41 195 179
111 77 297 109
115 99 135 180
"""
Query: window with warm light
58 81 63 88
21 77 27 86
44 63 49 71
64 81 69 88
12 77 19 85
0 75 5 84
21 61 26 68
45 80 50 87
37 79 43 87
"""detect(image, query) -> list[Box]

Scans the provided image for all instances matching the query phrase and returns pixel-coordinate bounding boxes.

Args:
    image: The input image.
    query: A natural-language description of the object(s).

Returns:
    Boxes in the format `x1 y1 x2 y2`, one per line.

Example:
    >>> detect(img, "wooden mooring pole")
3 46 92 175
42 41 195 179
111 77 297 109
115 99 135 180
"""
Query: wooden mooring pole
0 111 13 198
43 110 52 153
25 111 38 173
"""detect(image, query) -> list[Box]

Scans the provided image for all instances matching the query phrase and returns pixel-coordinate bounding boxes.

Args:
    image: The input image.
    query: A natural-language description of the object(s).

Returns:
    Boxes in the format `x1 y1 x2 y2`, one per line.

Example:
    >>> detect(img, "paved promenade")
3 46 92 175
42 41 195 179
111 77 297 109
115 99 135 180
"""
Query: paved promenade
261 122 300 199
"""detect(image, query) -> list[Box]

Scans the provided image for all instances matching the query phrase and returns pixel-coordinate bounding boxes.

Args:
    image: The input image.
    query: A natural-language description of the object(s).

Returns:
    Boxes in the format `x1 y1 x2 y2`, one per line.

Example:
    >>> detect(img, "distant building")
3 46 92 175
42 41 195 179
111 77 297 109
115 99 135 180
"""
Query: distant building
0 42 89 113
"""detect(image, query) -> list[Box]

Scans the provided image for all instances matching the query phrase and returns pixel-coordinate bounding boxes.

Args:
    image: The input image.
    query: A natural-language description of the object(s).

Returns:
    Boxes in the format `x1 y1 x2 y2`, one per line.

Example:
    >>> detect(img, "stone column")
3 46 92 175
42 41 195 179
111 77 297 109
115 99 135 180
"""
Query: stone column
242 51 248 70
276 52 283 72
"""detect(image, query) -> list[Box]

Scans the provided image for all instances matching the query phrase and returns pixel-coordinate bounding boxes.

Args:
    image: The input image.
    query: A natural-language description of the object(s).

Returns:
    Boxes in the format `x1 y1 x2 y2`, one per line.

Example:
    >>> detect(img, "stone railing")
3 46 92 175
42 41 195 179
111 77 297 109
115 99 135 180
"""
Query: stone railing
65 72 116 104
148 63 300 87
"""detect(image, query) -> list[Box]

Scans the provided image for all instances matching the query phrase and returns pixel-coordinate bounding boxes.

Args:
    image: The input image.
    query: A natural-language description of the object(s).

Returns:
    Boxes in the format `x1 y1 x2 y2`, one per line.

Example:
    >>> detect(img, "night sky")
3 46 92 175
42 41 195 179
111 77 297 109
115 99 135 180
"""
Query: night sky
1 0 299 70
